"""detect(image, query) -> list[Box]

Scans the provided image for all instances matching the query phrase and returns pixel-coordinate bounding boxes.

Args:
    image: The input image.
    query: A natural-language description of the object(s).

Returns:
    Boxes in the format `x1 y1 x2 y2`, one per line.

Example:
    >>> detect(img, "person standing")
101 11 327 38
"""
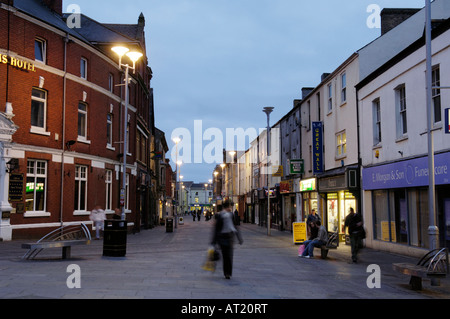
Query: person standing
211 200 243 279
344 207 364 263
306 209 320 238
90 205 106 239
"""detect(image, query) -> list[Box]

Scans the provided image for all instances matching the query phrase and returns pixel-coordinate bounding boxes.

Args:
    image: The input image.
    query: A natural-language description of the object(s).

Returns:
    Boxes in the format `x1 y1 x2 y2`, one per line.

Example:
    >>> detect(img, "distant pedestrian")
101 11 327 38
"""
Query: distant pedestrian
300 220 328 258
192 211 196 221
90 205 106 239
344 207 364 263
211 200 243 279
197 210 201 221
113 208 122 220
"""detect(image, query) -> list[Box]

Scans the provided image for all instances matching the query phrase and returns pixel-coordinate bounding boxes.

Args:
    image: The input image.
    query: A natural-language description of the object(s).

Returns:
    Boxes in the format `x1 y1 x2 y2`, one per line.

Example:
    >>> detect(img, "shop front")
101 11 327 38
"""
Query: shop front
362 152 450 251
299 177 319 222
280 180 295 231
318 171 357 243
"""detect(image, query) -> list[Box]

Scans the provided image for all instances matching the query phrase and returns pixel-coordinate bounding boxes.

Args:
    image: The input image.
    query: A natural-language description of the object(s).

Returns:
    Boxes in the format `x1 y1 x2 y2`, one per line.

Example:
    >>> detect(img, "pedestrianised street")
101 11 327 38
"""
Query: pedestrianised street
0 219 448 301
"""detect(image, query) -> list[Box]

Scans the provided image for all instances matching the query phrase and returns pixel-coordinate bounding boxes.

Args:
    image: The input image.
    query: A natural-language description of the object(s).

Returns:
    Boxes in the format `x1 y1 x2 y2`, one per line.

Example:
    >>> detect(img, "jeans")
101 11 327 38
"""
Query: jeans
302 239 326 257
350 232 362 262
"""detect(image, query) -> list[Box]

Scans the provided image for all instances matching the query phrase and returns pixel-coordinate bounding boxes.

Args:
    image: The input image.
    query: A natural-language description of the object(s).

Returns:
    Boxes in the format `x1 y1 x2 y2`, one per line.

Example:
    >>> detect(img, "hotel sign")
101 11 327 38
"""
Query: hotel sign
0 54 36 72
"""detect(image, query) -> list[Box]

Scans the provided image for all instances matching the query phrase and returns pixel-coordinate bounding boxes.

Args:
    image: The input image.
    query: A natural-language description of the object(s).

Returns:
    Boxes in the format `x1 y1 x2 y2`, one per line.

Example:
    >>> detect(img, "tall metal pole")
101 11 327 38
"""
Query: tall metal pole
425 0 439 250
122 64 129 220
263 107 274 236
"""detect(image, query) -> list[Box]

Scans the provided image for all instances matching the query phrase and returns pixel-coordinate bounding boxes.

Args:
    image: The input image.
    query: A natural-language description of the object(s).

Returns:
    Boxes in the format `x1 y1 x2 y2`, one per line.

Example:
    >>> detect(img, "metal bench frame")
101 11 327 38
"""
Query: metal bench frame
320 231 339 259
393 248 449 290
22 223 91 260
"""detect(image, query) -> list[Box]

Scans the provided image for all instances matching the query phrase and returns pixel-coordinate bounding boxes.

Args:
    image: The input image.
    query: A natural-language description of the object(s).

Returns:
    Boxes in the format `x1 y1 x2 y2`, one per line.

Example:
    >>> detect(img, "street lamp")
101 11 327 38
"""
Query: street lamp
263 106 274 236
111 45 143 220
229 151 236 208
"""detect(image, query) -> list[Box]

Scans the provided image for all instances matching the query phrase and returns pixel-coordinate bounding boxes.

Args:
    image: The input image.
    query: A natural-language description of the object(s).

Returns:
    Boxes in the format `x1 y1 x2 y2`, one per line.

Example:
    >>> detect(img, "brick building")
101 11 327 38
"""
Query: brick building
0 0 156 240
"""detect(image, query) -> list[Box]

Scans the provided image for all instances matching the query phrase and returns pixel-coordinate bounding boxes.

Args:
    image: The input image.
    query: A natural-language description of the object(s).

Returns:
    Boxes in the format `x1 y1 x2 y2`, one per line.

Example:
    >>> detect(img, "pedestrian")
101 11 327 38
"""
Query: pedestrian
234 209 240 225
306 209 320 238
193 211 196 221
113 208 122 220
344 207 364 263
197 210 201 221
300 220 328 258
211 200 243 279
90 205 106 239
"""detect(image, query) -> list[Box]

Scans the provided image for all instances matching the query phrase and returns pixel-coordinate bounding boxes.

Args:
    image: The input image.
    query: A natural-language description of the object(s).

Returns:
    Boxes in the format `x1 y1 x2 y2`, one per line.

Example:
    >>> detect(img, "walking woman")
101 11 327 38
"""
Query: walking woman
211 200 243 279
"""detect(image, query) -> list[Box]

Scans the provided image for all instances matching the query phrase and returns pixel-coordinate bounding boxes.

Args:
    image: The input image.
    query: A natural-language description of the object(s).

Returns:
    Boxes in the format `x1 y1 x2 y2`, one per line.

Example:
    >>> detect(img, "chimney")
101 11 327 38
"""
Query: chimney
321 73 331 82
41 0 62 16
380 8 420 35
301 87 314 99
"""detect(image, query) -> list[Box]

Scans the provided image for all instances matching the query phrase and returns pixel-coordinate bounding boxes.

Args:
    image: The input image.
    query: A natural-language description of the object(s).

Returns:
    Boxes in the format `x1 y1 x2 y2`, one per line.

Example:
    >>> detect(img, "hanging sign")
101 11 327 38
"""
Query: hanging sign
312 122 323 174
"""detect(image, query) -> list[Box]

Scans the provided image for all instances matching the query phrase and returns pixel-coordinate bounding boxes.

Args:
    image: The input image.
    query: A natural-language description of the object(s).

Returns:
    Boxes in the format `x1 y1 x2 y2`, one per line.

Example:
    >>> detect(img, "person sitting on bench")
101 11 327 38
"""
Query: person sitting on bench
300 220 328 259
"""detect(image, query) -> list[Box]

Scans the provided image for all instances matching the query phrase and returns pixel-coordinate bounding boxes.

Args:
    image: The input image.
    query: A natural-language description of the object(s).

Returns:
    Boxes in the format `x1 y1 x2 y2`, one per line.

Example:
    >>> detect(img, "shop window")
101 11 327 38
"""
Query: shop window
26 160 47 212
31 88 47 131
372 188 430 248
74 165 87 211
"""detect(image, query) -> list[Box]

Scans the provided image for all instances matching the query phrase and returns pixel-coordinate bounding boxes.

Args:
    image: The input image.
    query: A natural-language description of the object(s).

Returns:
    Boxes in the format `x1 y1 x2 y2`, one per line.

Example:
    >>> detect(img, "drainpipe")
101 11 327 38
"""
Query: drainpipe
60 33 69 227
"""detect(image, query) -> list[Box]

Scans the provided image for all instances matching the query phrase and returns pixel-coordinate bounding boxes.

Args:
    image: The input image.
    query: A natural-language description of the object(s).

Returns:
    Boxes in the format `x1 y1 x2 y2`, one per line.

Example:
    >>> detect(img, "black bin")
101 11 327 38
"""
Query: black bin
103 220 127 257
166 218 174 233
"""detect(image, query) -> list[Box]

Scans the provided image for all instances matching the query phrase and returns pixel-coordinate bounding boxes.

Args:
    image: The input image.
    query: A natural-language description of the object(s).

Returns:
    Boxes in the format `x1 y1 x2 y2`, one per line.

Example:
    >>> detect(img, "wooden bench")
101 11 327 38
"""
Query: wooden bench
22 223 91 260
393 248 448 290
320 231 339 259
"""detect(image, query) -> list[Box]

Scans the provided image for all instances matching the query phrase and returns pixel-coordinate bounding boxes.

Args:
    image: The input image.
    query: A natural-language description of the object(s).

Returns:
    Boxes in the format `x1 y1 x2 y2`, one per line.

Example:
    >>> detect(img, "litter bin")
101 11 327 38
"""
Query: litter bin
103 220 127 257
166 218 174 233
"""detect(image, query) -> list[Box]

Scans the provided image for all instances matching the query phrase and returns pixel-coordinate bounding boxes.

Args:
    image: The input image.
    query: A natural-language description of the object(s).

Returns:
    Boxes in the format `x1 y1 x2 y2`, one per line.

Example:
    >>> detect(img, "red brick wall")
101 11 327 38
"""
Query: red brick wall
1 6 148 238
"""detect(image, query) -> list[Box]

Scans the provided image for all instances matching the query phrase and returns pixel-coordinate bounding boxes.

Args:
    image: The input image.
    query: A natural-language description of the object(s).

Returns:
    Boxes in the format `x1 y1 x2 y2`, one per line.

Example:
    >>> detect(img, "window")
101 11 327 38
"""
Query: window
341 73 346 103
34 38 46 63
105 170 112 211
109 74 114 93
372 98 381 145
336 131 346 157
78 102 87 139
80 57 87 79
74 165 87 211
31 88 47 130
327 83 333 112
395 85 407 138
136 129 148 164
432 66 441 124
26 160 47 212
107 113 113 147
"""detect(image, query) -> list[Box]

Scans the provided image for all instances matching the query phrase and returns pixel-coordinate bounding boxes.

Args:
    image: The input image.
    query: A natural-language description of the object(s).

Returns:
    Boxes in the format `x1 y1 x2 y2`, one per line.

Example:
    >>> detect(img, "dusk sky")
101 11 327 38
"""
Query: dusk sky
62 0 426 183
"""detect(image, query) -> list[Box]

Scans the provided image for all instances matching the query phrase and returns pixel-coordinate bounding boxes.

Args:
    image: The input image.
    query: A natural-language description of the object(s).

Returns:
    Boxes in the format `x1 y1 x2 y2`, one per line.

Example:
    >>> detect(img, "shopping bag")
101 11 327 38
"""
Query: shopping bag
298 244 305 256
202 247 217 272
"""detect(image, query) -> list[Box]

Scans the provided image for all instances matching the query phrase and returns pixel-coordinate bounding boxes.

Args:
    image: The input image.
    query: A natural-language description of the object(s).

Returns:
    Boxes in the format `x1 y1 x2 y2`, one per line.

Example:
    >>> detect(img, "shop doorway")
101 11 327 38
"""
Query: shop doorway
326 191 356 242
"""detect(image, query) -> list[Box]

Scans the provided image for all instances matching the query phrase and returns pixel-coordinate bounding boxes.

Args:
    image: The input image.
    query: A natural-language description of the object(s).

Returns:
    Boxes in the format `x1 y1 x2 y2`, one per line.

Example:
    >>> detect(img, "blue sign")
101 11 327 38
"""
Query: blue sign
446 108 450 134
362 152 450 190
312 122 323 174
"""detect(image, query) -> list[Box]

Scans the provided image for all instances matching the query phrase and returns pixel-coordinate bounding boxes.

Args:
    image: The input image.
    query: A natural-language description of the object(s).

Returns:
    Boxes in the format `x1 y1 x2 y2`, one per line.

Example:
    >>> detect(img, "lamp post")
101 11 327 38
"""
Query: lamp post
229 151 236 209
111 46 143 220
263 107 274 236
425 0 439 250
